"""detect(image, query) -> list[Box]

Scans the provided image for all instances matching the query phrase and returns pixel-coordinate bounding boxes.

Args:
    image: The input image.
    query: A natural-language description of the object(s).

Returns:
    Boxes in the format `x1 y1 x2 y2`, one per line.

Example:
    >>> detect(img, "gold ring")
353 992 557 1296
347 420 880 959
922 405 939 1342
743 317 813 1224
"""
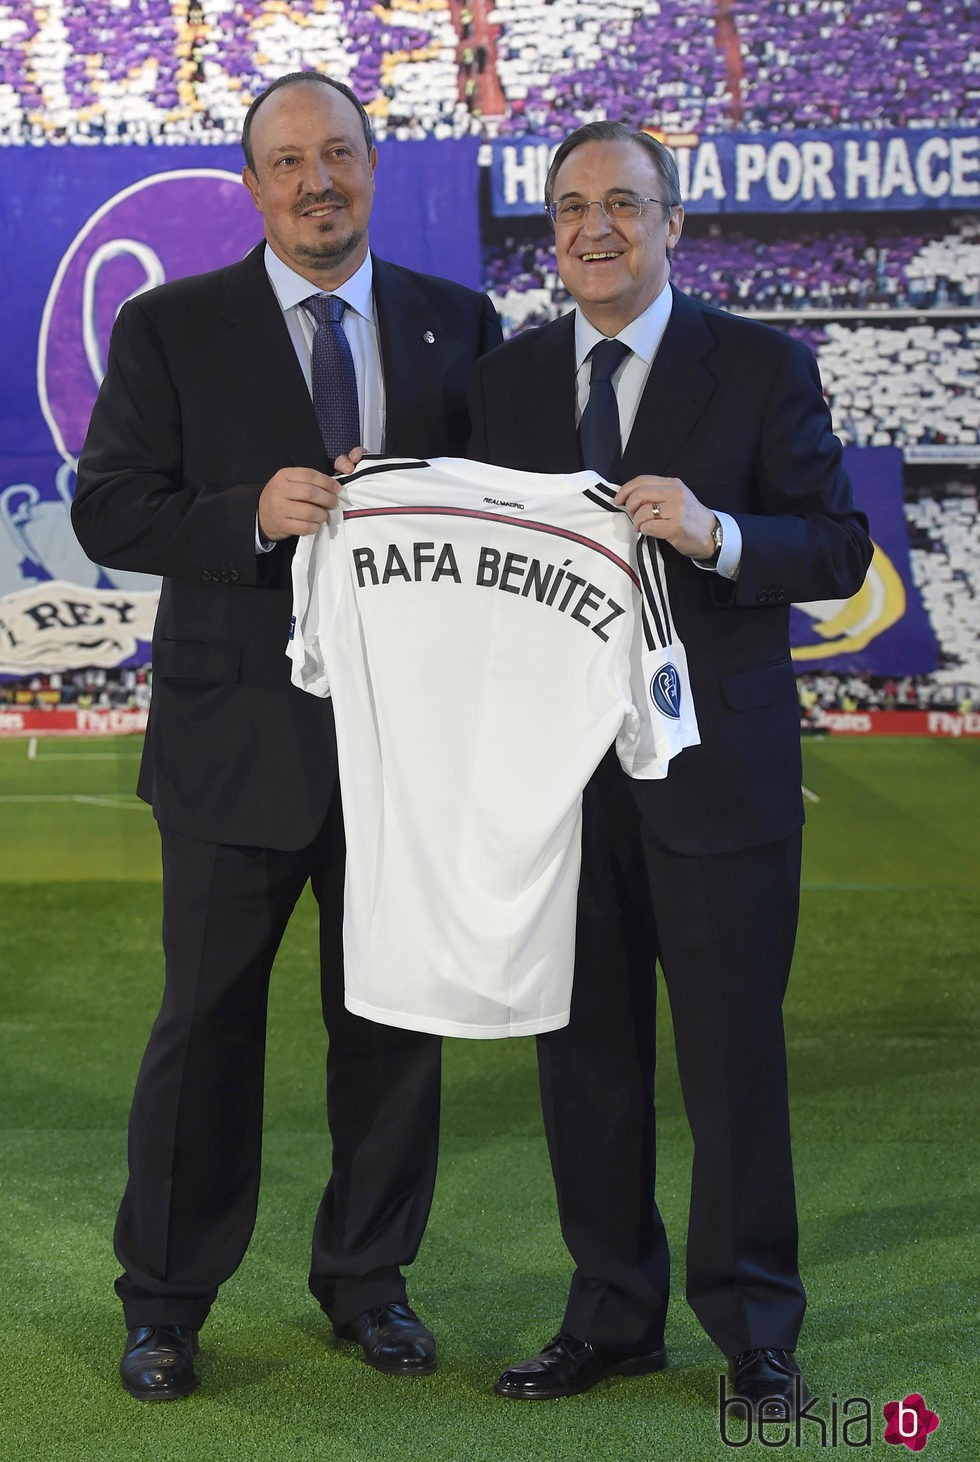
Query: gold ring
650 503 661 519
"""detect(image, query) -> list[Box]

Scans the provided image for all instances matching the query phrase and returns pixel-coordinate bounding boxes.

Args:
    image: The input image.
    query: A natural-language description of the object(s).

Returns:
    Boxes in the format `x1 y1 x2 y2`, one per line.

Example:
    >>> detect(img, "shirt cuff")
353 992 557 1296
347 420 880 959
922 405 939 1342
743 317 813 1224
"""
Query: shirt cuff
256 516 275 553
693 510 741 579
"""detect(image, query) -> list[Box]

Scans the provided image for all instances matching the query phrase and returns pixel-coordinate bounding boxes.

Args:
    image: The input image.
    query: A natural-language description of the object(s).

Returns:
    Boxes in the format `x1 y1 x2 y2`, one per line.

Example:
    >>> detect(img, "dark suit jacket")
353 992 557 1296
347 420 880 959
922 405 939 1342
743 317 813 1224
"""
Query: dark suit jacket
468 286 872 855
74 242 502 849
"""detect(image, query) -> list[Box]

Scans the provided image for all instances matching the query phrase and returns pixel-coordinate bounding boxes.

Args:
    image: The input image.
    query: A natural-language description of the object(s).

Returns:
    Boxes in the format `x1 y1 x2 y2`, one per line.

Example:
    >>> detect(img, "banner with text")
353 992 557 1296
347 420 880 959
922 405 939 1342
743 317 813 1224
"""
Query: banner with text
489 127 980 216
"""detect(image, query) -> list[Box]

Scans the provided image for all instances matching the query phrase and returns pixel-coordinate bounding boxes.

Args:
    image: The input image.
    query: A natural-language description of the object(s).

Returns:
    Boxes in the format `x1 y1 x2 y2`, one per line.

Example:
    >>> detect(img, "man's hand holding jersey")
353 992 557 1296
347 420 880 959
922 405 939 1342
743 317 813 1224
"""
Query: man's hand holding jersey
258 466 343 541
334 446 365 477
615 475 718 560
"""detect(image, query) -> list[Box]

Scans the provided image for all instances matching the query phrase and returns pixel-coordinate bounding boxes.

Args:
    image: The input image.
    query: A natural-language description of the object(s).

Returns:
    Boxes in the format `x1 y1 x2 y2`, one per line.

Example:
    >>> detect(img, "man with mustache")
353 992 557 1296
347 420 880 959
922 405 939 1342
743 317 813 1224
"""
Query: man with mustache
72 71 501 1400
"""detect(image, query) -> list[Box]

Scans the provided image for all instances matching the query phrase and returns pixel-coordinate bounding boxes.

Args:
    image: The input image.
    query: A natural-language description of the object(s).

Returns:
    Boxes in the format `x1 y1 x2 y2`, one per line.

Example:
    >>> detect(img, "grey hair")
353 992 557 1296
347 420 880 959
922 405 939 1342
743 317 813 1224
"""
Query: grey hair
544 121 682 211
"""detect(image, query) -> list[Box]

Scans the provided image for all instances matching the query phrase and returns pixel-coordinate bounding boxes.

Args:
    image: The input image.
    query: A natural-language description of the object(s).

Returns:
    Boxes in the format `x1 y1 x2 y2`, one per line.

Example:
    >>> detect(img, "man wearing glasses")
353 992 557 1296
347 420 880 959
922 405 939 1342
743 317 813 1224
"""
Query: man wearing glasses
469 121 871 1417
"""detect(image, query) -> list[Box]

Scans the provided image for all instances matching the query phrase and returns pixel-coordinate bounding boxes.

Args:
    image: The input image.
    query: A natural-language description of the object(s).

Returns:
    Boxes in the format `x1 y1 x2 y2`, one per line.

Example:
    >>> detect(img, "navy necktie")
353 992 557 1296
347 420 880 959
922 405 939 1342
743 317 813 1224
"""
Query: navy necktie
306 294 361 465
579 337 631 482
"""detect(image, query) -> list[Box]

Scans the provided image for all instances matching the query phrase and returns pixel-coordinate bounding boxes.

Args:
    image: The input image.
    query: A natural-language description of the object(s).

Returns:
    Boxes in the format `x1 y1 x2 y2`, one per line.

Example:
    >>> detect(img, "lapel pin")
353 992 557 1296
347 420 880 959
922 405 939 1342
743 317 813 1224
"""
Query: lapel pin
422 330 435 344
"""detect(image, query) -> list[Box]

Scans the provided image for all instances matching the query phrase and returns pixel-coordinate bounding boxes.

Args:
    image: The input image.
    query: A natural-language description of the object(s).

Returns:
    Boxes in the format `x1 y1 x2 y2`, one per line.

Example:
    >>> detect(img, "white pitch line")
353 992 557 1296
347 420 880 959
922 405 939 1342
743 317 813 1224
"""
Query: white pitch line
802 882 913 890
0 794 148 811
801 784 821 803
76 795 150 811
22 751 142 761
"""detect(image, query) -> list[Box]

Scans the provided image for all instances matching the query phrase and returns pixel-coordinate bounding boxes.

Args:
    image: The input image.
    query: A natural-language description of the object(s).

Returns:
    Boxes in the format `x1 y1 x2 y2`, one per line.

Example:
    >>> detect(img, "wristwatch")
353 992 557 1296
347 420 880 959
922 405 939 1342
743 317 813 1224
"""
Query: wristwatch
699 516 723 566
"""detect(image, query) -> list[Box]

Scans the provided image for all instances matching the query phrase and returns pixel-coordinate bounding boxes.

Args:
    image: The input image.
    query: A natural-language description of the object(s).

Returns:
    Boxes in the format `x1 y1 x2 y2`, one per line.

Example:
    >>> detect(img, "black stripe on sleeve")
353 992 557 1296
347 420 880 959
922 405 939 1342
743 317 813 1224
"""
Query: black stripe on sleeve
583 481 621 513
636 538 675 648
337 456 430 486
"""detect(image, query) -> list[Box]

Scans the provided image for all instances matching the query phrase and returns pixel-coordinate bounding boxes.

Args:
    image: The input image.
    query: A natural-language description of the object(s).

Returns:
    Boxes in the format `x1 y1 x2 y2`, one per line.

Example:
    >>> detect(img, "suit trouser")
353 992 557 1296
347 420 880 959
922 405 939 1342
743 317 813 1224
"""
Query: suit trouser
113 793 443 1331
538 755 805 1358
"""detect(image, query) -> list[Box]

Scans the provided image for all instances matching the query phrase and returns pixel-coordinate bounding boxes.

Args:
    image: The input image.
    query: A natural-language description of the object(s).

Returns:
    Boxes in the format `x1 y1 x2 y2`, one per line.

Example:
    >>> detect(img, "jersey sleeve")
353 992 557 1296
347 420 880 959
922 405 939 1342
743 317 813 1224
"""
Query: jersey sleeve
616 536 701 778
287 526 333 698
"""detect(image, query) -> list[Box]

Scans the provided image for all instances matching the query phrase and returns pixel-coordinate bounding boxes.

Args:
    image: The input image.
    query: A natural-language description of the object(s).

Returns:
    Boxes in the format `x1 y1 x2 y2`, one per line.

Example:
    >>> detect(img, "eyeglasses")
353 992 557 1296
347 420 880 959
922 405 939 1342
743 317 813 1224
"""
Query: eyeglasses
547 194 669 225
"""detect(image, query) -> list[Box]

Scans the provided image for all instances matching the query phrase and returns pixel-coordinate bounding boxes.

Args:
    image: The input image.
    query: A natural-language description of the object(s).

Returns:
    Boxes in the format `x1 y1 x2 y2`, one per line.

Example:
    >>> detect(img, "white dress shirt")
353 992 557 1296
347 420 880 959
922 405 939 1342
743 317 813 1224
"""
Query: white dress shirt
257 247 386 551
573 284 741 579
264 245 385 451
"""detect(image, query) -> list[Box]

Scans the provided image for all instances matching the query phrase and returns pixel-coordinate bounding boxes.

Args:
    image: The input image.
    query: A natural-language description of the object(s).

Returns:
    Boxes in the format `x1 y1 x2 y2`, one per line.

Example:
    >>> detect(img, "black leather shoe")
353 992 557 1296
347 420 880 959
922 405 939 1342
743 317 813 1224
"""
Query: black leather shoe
120 1325 199 1401
727 1348 811 1419
333 1302 437 1375
495 1332 667 1400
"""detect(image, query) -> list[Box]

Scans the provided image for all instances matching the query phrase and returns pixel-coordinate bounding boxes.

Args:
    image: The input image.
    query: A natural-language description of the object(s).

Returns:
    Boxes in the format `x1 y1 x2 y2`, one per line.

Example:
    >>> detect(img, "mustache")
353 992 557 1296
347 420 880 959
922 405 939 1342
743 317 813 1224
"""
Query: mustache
293 190 349 217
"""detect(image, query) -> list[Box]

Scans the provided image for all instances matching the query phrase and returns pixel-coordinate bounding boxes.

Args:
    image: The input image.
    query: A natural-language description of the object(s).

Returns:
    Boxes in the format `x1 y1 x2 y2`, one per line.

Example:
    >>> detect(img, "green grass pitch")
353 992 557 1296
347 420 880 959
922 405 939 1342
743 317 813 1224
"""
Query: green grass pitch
0 733 976 1460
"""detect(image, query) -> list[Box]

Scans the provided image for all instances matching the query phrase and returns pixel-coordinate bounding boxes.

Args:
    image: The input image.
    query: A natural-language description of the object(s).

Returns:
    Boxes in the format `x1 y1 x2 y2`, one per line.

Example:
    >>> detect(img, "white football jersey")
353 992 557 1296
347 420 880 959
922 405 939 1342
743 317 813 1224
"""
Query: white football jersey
288 456 699 1038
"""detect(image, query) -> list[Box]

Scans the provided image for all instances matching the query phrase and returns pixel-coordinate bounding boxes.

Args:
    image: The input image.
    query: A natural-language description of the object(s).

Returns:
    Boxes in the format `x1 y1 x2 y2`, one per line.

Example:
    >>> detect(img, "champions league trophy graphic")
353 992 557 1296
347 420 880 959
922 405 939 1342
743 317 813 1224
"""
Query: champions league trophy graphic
2 466 107 592
0 170 259 673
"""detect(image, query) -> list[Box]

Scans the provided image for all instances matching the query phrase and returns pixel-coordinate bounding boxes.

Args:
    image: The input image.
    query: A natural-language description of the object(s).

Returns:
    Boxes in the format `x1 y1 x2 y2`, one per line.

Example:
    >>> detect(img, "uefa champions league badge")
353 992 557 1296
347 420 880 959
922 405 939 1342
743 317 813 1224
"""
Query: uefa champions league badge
650 663 682 718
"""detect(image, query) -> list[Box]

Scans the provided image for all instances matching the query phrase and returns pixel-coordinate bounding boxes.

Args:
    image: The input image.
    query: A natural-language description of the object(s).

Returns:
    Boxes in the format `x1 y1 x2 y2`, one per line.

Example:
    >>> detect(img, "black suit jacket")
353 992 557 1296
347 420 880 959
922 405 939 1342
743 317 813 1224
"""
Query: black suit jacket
74 242 502 849
468 286 872 855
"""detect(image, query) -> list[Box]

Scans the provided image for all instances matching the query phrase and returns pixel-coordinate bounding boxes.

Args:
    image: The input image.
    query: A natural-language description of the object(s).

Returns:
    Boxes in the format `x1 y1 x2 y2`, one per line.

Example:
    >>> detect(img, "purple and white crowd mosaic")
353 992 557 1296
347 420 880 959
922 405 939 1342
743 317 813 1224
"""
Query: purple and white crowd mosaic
2 0 977 143
1 0 976 699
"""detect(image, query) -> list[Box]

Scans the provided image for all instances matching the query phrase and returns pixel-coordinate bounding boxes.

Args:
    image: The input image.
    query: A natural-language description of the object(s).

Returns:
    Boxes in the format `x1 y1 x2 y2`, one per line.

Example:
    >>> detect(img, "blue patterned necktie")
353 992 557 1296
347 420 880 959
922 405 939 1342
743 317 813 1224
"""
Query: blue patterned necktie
306 294 361 465
578 337 631 482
